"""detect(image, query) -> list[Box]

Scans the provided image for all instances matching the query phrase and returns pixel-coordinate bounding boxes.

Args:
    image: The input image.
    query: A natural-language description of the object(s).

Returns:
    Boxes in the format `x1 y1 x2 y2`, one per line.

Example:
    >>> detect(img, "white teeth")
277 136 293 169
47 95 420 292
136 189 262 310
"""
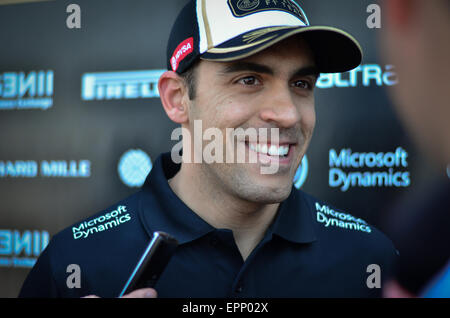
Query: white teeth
261 144 268 154
279 145 289 156
268 145 278 156
248 143 289 157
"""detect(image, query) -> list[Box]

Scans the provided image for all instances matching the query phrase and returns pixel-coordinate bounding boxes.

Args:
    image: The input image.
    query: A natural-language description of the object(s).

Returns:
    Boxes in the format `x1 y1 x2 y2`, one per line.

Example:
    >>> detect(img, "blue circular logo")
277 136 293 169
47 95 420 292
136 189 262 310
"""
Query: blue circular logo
118 149 152 188
293 155 308 189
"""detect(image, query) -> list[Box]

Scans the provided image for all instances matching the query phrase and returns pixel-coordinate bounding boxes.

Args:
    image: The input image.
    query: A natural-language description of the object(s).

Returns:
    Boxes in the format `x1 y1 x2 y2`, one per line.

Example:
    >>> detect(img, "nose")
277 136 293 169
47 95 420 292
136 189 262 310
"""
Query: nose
258 84 300 128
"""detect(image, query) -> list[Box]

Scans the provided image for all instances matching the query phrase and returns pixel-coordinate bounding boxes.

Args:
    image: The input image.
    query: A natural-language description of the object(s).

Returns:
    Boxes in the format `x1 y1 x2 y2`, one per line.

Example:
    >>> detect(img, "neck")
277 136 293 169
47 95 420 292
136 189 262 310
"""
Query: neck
168 162 279 260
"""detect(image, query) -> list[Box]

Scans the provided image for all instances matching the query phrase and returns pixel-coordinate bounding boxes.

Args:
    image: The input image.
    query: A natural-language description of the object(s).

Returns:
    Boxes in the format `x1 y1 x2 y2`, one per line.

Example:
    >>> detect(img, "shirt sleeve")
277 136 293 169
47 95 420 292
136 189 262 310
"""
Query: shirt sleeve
18 242 60 298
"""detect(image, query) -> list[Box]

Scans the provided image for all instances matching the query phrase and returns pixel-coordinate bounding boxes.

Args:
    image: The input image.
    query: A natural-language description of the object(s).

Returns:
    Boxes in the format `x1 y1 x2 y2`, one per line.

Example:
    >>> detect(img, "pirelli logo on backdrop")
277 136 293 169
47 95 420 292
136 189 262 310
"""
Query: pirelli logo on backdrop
81 70 164 101
227 0 308 24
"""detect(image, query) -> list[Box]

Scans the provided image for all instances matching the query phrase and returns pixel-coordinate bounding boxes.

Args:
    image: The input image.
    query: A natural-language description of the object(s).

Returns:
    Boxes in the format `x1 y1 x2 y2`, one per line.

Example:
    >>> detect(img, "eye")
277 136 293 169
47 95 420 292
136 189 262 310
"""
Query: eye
291 80 312 90
237 76 261 86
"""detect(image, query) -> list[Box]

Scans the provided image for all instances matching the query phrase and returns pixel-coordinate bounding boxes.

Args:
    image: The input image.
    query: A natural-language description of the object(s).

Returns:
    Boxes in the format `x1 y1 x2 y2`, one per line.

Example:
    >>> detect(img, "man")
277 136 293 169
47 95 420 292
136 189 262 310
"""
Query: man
19 0 397 298
379 0 450 297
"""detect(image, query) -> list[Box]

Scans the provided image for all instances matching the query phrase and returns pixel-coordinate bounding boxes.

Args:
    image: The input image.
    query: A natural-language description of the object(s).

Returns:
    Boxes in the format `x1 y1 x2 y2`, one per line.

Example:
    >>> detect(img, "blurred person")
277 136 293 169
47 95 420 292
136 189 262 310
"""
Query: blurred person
380 0 450 297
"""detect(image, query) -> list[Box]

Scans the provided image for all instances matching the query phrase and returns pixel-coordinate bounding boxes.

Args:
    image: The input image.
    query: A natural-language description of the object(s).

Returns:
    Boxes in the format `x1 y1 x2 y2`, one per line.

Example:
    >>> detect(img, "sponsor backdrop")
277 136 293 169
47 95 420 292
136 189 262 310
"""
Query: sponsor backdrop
0 0 443 297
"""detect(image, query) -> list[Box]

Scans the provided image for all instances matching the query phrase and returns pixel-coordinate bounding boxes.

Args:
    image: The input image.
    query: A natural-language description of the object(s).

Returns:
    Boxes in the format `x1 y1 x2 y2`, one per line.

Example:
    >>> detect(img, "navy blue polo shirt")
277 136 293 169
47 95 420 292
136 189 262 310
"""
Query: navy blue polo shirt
19 152 397 298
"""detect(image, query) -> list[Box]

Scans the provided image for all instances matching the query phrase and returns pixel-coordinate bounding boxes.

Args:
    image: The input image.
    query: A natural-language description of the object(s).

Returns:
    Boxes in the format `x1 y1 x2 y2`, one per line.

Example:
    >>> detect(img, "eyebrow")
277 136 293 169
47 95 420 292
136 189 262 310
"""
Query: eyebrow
292 66 320 80
219 62 274 76
218 61 320 80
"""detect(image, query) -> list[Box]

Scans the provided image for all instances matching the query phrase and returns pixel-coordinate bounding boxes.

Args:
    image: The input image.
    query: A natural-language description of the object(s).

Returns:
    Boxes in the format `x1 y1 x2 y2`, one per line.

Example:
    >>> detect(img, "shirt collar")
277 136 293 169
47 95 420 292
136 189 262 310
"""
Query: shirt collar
139 153 215 244
139 152 317 245
270 187 317 244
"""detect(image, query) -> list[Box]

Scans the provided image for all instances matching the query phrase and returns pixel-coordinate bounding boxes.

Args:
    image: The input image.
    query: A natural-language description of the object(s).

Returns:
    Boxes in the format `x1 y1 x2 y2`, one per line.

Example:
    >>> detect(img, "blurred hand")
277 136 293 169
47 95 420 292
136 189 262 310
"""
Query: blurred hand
83 288 158 298
383 280 415 298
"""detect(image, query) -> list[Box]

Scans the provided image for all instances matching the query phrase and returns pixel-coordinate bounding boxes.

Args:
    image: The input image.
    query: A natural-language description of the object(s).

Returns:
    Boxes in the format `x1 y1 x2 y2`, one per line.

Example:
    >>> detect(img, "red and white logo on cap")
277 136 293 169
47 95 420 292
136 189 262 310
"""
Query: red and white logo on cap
170 37 194 72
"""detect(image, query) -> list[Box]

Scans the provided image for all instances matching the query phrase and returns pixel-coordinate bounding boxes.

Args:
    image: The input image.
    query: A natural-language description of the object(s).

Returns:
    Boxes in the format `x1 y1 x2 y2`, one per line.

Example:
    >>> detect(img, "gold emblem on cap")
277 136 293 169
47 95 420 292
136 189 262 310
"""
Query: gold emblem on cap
237 0 260 11
206 35 277 54
242 26 295 43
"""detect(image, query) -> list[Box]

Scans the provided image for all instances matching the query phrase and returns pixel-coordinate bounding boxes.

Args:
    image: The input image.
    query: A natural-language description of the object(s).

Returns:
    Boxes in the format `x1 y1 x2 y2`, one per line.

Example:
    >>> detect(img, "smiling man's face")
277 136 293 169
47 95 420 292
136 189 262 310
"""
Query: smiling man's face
186 36 318 204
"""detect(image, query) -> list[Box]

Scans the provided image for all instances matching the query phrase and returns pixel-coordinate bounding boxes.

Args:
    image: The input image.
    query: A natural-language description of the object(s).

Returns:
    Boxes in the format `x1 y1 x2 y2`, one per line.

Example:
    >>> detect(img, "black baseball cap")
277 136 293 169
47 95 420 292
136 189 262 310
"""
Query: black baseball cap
167 0 363 74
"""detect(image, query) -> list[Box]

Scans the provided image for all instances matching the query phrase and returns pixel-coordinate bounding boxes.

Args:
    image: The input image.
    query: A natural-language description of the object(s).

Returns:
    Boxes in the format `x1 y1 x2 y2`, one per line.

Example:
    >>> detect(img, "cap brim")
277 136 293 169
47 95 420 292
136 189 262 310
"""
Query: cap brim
200 26 363 73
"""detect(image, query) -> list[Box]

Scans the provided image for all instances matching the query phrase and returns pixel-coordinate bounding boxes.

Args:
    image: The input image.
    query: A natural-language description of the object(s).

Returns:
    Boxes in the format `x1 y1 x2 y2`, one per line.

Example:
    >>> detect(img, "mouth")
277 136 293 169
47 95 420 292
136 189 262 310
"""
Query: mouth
245 141 296 165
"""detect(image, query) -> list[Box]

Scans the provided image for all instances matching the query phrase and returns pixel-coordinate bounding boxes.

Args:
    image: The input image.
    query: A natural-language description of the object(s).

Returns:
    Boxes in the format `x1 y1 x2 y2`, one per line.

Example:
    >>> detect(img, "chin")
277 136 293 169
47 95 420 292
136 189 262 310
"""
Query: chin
237 181 293 204
211 162 295 204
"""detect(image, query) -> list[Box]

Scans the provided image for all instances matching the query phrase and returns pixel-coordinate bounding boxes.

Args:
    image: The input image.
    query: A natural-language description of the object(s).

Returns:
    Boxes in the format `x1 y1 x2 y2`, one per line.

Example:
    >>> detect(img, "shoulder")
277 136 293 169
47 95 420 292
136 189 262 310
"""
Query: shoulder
298 190 398 261
53 191 144 247
31 191 150 297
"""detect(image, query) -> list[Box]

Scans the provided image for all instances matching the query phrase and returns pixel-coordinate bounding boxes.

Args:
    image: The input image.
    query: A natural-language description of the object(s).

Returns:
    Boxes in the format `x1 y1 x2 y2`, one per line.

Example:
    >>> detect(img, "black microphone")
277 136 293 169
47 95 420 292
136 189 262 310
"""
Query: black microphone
119 231 179 297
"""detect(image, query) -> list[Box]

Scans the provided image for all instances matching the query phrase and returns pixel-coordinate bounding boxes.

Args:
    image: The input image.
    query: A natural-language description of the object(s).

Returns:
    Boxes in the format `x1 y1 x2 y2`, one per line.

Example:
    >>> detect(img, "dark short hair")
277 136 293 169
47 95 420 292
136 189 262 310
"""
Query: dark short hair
179 59 199 100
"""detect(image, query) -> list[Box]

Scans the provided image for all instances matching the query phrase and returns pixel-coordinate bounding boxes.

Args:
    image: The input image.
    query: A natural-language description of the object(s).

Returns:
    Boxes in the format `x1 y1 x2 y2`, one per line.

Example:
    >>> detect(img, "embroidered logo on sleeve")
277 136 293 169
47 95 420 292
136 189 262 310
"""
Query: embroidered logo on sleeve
315 202 371 233
72 205 132 239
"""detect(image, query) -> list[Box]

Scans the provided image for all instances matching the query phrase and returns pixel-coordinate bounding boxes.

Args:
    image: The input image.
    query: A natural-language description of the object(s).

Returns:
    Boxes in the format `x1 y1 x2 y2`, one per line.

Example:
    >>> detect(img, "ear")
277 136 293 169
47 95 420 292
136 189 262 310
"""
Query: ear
158 71 189 124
